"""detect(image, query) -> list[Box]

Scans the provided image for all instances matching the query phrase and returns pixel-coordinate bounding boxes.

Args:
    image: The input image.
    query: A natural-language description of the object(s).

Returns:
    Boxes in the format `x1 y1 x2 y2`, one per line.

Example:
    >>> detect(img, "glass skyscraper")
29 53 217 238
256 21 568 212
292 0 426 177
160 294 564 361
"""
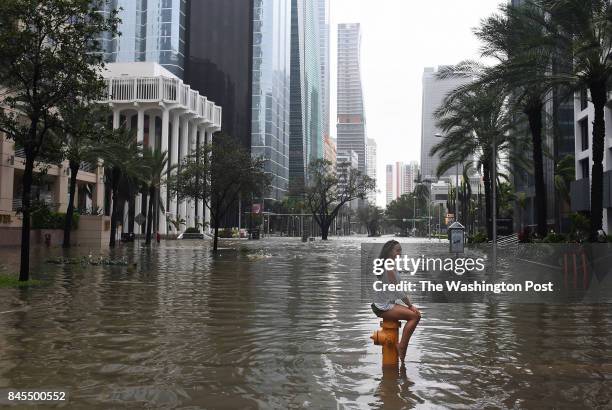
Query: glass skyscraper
251 0 292 202
289 0 324 196
337 23 367 175
101 0 187 78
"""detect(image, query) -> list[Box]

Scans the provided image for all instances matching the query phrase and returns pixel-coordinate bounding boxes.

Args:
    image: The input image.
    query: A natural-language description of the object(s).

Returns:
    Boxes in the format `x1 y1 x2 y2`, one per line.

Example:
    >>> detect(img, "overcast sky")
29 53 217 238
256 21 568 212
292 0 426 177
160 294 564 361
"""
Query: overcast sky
329 0 507 207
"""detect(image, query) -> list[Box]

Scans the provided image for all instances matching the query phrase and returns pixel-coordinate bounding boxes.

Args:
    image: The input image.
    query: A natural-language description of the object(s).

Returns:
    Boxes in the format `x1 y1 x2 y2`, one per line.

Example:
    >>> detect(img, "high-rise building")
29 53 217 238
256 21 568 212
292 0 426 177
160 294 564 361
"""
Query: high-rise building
386 161 420 205
187 0 291 205
337 23 367 175
420 66 472 180
289 0 324 196
385 165 394 205
337 150 359 210
100 0 187 78
366 138 377 204
315 0 331 139
324 135 337 169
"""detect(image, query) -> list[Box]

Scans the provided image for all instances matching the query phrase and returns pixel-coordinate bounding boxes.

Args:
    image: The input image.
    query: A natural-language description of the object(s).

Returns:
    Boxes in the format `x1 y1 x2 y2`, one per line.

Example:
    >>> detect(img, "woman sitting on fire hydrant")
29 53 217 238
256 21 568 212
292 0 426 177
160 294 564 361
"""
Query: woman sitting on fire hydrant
371 240 421 365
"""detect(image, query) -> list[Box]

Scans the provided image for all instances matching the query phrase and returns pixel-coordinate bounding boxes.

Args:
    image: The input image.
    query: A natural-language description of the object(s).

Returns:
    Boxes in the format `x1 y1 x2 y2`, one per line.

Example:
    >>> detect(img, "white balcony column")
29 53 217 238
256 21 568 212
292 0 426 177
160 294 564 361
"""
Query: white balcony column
188 121 198 227
179 116 189 228
148 112 157 150
112 108 121 129
159 108 170 235
135 108 145 223
169 112 180 231
136 108 145 144
203 128 211 232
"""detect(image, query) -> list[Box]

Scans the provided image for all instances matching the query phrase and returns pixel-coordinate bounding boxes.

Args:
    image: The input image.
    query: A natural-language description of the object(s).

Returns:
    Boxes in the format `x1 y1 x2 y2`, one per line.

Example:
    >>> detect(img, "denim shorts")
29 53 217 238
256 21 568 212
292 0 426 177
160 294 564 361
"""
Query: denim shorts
371 303 388 317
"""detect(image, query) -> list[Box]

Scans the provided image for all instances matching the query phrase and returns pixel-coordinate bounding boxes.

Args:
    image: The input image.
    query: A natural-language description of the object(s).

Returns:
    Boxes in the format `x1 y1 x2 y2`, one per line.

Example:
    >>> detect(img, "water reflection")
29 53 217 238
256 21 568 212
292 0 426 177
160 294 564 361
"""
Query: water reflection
0 238 610 408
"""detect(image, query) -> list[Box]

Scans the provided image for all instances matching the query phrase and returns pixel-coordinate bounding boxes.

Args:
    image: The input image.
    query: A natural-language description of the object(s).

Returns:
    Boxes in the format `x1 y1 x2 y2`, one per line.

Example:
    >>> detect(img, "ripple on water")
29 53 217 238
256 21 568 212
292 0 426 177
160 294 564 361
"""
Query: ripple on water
0 238 610 408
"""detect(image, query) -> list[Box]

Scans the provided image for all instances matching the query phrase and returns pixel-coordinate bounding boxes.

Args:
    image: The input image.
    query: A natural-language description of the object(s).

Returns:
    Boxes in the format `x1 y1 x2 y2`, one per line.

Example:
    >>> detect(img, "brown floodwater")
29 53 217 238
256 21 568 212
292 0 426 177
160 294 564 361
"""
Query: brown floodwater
0 237 610 409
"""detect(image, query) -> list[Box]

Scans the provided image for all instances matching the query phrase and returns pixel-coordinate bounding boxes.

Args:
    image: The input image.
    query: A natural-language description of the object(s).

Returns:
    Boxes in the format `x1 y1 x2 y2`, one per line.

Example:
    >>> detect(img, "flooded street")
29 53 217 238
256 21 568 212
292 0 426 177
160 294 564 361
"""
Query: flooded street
0 237 610 409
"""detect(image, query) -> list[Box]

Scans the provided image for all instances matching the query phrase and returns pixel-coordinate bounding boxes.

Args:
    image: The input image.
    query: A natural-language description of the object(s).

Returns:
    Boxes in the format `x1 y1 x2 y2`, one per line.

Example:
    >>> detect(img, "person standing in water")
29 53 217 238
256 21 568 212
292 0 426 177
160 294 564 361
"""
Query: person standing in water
371 240 421 365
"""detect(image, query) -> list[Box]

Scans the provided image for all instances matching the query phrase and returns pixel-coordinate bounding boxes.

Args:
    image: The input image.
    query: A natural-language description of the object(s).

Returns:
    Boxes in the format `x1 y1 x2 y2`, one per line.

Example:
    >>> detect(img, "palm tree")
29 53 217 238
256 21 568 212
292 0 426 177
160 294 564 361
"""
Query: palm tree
94 127 147 247
460 163 473 231
525 0 612 240
432 83 518 240
437 2 555 237
141 148 175 245
57 102 110 248
515 191 528 232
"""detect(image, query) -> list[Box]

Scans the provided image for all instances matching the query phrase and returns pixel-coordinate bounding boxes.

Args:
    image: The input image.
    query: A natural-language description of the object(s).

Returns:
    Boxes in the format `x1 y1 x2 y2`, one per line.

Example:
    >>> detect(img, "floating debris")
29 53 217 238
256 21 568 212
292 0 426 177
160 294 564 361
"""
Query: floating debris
45 256 129 266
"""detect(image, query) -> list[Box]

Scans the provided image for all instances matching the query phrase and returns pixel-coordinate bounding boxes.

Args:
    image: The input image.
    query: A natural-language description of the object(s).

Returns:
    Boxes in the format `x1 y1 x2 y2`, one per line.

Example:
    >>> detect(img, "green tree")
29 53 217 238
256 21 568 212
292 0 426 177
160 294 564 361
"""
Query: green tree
357 204 384 237
385 194 417 236
56 102 110 248
0 0 118 280
526 0 612 240
304 159 375 240
554 154 575 207
169 135 270 252
141 148 175 244
94 127 147 247
467 1 555 237
432 84 520 240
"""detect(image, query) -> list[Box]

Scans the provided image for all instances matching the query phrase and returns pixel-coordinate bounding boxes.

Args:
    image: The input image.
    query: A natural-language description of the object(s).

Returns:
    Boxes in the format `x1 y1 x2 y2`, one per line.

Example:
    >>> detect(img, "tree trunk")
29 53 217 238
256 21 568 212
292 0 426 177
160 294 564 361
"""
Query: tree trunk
321 219 329 240
19 155 35 281
109 168 120 247
128 195 135 234
525 103 547 238
213 219 219 252
145 187 155 244
63 161 80 248
589 83 607 241
483 162 493 241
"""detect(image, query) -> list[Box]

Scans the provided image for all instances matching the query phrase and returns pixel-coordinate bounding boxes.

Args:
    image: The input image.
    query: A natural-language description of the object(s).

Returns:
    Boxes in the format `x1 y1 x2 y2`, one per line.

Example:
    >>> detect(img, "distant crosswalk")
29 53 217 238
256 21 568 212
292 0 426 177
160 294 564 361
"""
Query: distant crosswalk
488 233 518 247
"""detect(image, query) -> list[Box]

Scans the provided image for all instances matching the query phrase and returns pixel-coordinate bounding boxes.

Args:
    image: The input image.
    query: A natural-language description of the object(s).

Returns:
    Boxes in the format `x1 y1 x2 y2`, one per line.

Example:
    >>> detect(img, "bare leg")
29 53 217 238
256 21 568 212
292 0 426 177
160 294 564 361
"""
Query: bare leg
380 304 421 364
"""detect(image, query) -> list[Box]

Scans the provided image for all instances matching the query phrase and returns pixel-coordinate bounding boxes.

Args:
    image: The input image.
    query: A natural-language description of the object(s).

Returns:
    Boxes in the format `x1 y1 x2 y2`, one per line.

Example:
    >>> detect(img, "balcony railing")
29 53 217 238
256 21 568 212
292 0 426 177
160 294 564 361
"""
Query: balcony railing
101 76 222 129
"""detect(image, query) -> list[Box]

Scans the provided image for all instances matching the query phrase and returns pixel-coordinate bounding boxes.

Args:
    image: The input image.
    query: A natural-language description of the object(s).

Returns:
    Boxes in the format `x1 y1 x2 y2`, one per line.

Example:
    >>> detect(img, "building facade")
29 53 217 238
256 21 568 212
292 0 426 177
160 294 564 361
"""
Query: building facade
0 62 222 244
337 23 367 175
100 0 188 78
570 87 612 234
337 150 359 211
315 0 331 140
186 0 291 209
289 0 324 197
385 161 419 205
420 66 472 180
366 138 377 204
324 135 337 170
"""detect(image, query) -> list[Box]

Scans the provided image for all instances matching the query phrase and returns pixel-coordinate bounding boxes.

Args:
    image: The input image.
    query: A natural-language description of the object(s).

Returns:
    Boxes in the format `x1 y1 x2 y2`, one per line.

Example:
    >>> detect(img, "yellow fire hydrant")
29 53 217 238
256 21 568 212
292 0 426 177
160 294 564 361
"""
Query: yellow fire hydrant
370 319 401 367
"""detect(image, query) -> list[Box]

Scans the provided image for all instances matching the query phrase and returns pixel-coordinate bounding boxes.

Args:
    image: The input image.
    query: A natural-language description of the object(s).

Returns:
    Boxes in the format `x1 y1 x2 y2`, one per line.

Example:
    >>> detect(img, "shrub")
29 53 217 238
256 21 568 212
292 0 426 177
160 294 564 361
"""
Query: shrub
542 232 567 243
218 228 233 238
468 231 487 244
184 227 200 234
31 203 79 230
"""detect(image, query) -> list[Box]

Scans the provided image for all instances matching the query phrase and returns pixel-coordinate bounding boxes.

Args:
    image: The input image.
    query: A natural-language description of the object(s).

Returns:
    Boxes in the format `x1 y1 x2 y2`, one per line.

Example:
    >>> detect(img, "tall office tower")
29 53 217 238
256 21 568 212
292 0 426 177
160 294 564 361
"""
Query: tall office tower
403 161 419 195
385 162 420 205
337 23 367 175
386 165 394 205
100 0 187 78
187 0 291 205
315 0 331 139
366 138 377 204
420 66 472 180
289 0 324 197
